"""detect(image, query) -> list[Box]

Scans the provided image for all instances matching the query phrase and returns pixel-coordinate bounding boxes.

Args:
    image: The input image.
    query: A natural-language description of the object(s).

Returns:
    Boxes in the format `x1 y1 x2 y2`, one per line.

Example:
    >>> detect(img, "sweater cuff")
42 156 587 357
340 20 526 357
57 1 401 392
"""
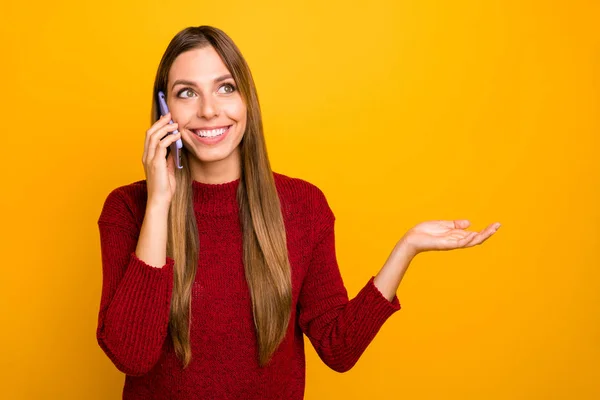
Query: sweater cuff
130 251 175 273
100 252 175 373
104 252 174 337
361 276 402 318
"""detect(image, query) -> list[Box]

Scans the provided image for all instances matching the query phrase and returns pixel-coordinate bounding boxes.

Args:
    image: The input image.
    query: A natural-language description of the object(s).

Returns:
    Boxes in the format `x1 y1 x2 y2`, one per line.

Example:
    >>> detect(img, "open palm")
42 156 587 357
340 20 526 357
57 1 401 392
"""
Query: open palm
401 219 501 256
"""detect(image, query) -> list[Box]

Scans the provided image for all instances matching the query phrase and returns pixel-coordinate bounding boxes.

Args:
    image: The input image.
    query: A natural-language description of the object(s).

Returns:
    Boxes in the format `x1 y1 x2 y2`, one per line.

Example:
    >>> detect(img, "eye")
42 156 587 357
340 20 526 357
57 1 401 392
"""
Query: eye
218 83 236 94
177 88 196 98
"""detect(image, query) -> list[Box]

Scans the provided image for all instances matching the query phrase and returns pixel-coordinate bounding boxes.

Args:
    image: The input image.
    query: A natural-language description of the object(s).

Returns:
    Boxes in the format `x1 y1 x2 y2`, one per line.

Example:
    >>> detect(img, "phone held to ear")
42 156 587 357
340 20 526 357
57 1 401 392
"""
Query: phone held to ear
157 91 183 169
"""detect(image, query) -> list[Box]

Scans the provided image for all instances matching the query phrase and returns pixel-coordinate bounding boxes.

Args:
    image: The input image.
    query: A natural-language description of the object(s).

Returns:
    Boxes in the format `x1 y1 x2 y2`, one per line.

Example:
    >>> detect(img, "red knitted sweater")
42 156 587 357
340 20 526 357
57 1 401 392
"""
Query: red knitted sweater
97 172 401 399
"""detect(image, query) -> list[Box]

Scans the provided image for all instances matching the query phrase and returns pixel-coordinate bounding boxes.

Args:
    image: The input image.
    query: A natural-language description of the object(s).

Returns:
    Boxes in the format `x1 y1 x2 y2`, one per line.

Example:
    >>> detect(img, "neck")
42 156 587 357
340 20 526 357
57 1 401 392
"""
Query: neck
188 150 242 184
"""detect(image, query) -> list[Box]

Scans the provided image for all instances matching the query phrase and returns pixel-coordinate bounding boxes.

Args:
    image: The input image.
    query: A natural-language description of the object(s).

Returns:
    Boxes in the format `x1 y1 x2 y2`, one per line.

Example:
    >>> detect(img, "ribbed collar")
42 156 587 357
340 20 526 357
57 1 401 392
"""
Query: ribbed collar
192 178 241 216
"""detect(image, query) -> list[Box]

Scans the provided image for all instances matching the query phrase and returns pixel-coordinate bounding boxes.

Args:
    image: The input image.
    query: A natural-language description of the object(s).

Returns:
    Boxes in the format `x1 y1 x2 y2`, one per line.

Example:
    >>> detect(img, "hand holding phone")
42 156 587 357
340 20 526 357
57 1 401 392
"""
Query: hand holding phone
157 91 183 169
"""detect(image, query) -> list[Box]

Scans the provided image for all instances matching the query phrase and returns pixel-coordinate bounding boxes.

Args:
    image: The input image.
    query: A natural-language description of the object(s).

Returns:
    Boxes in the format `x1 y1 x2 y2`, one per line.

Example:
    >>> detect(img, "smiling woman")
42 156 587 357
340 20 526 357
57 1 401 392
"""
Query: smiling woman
96 25 499 400
165 48 247 171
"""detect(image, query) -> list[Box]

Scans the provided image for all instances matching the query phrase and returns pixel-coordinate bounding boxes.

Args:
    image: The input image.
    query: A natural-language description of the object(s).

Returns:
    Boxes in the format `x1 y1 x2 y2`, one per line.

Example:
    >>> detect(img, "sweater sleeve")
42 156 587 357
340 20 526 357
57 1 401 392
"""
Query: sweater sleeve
96 187 174 376
297 187 401 373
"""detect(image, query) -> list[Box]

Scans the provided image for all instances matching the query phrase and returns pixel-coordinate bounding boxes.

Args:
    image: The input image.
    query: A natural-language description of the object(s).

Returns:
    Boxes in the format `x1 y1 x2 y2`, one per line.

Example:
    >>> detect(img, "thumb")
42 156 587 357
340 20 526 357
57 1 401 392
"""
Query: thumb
454 219 470 229
438 219 470 229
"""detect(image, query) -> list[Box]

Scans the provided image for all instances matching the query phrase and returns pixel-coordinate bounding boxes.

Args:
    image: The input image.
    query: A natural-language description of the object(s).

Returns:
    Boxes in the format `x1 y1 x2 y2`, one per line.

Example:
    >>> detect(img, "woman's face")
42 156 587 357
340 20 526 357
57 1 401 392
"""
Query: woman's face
166 46 247 170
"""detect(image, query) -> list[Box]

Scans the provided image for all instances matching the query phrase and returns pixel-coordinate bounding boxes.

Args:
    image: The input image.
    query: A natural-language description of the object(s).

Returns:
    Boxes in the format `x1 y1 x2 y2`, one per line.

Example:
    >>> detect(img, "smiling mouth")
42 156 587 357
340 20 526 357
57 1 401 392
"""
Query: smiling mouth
191 125 232 138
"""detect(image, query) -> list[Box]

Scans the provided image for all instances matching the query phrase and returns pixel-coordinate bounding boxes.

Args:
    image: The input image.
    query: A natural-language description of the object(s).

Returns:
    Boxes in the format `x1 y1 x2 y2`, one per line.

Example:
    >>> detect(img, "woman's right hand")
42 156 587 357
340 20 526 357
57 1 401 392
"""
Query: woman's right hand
142 112 182 208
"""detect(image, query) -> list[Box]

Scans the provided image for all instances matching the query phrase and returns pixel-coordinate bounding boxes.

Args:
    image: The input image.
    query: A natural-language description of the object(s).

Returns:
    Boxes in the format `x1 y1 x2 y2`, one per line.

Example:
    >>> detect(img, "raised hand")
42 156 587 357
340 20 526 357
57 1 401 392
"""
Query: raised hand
134 112 182 268
400 219 501 257
373 219 502 300
142 111 182 208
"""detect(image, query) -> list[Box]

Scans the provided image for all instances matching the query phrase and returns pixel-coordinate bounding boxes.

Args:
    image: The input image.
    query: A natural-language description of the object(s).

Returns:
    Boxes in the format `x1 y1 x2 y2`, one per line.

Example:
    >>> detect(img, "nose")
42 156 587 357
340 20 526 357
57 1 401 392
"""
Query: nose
197 95 219 119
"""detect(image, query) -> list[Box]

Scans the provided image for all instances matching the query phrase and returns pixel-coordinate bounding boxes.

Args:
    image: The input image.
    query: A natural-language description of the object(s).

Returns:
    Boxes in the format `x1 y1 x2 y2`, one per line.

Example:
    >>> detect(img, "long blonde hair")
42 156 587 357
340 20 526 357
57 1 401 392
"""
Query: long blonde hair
150 26 291 368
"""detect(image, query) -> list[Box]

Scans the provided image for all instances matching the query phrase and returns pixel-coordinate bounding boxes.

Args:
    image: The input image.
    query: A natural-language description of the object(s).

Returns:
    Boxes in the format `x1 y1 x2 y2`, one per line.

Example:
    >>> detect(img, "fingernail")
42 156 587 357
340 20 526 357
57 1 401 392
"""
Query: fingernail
495 223 501 230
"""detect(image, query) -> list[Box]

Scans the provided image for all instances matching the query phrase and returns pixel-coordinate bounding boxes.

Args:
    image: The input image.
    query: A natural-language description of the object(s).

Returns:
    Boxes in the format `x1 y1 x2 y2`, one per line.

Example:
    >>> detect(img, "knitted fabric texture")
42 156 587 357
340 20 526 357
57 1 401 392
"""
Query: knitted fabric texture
97 172 401 399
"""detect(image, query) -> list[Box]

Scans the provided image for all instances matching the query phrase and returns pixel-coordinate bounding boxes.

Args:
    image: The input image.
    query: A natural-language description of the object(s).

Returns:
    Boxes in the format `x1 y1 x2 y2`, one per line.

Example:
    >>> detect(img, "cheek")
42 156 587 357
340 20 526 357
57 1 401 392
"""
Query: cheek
222 98 247 124
171 103 197 124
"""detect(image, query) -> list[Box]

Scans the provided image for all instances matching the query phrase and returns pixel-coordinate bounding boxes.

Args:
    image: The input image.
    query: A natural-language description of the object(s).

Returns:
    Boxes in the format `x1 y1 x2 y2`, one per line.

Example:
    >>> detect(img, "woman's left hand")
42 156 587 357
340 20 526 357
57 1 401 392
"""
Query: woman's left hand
399 220 501 257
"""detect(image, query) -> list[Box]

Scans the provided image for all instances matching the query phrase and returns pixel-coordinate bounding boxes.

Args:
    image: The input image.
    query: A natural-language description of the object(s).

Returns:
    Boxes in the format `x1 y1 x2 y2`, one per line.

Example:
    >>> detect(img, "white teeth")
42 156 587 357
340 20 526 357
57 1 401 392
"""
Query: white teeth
194 127 228 138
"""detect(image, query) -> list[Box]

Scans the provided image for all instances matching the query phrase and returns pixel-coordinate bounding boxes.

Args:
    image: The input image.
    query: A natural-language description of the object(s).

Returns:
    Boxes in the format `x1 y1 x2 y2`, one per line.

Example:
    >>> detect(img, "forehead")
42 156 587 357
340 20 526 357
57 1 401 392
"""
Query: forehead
168 46 230 82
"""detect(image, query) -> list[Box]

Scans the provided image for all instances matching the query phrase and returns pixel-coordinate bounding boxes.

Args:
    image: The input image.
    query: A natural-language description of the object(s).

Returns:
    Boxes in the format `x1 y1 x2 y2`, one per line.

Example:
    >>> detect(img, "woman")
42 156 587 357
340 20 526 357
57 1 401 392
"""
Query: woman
97 25 500 399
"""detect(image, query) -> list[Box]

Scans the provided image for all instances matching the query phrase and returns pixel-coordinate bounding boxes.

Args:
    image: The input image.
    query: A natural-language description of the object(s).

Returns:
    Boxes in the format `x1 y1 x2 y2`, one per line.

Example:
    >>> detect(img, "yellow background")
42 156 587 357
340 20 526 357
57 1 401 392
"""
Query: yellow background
1 0 598 398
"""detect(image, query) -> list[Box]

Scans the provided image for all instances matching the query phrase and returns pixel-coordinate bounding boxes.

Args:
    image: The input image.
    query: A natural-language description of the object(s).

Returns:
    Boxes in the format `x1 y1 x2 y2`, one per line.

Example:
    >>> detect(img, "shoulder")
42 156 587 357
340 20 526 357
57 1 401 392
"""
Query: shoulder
98 180 148 228
272 171 334 223
273 171 329 205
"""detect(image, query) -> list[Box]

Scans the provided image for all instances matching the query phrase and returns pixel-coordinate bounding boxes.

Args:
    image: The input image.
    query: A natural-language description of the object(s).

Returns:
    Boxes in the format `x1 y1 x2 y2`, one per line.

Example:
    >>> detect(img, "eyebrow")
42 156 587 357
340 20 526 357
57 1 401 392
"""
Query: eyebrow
171 74 233 91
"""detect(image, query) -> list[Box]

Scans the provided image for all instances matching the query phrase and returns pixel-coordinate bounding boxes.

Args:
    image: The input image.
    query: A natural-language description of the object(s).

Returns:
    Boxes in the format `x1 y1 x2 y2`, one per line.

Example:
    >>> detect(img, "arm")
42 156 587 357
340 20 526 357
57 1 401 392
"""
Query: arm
297 189 402 373
96 188 174 376
373 240 415 302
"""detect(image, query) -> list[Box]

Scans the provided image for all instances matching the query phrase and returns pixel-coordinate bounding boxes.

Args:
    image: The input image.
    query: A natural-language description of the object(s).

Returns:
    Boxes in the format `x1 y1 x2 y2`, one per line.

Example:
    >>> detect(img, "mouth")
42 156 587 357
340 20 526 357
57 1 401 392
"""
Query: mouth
190 125 232 138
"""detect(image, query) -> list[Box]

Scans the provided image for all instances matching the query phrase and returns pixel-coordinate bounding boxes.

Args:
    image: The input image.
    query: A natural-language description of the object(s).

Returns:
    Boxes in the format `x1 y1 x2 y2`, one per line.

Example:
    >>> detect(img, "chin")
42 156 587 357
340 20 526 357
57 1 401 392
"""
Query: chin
185 144 242 165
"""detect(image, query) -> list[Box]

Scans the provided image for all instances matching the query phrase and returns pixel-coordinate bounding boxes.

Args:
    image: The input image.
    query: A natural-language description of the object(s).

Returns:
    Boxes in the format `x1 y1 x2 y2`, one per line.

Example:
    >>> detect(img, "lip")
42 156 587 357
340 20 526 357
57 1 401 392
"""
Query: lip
189 125 232 145
190 125 231 131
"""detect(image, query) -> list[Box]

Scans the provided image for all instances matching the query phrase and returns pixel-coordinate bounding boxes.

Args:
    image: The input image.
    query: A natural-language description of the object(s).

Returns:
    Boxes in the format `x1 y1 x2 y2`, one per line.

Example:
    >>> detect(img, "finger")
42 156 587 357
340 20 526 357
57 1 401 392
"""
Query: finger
147 113 171 137
144 113 172 161
153 131 182 163
438 220 471 229
145 112 171 143
455 231 477 247
440 231 475 251
147 123 179 163
144 113 171 163
447 228 473 237
464 224 498 247
447 230 473 240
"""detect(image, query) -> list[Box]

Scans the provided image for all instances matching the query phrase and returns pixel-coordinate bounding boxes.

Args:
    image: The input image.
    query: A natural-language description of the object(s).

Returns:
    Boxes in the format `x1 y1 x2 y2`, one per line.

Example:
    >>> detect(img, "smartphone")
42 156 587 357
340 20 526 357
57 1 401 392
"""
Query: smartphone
157 91 183 169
